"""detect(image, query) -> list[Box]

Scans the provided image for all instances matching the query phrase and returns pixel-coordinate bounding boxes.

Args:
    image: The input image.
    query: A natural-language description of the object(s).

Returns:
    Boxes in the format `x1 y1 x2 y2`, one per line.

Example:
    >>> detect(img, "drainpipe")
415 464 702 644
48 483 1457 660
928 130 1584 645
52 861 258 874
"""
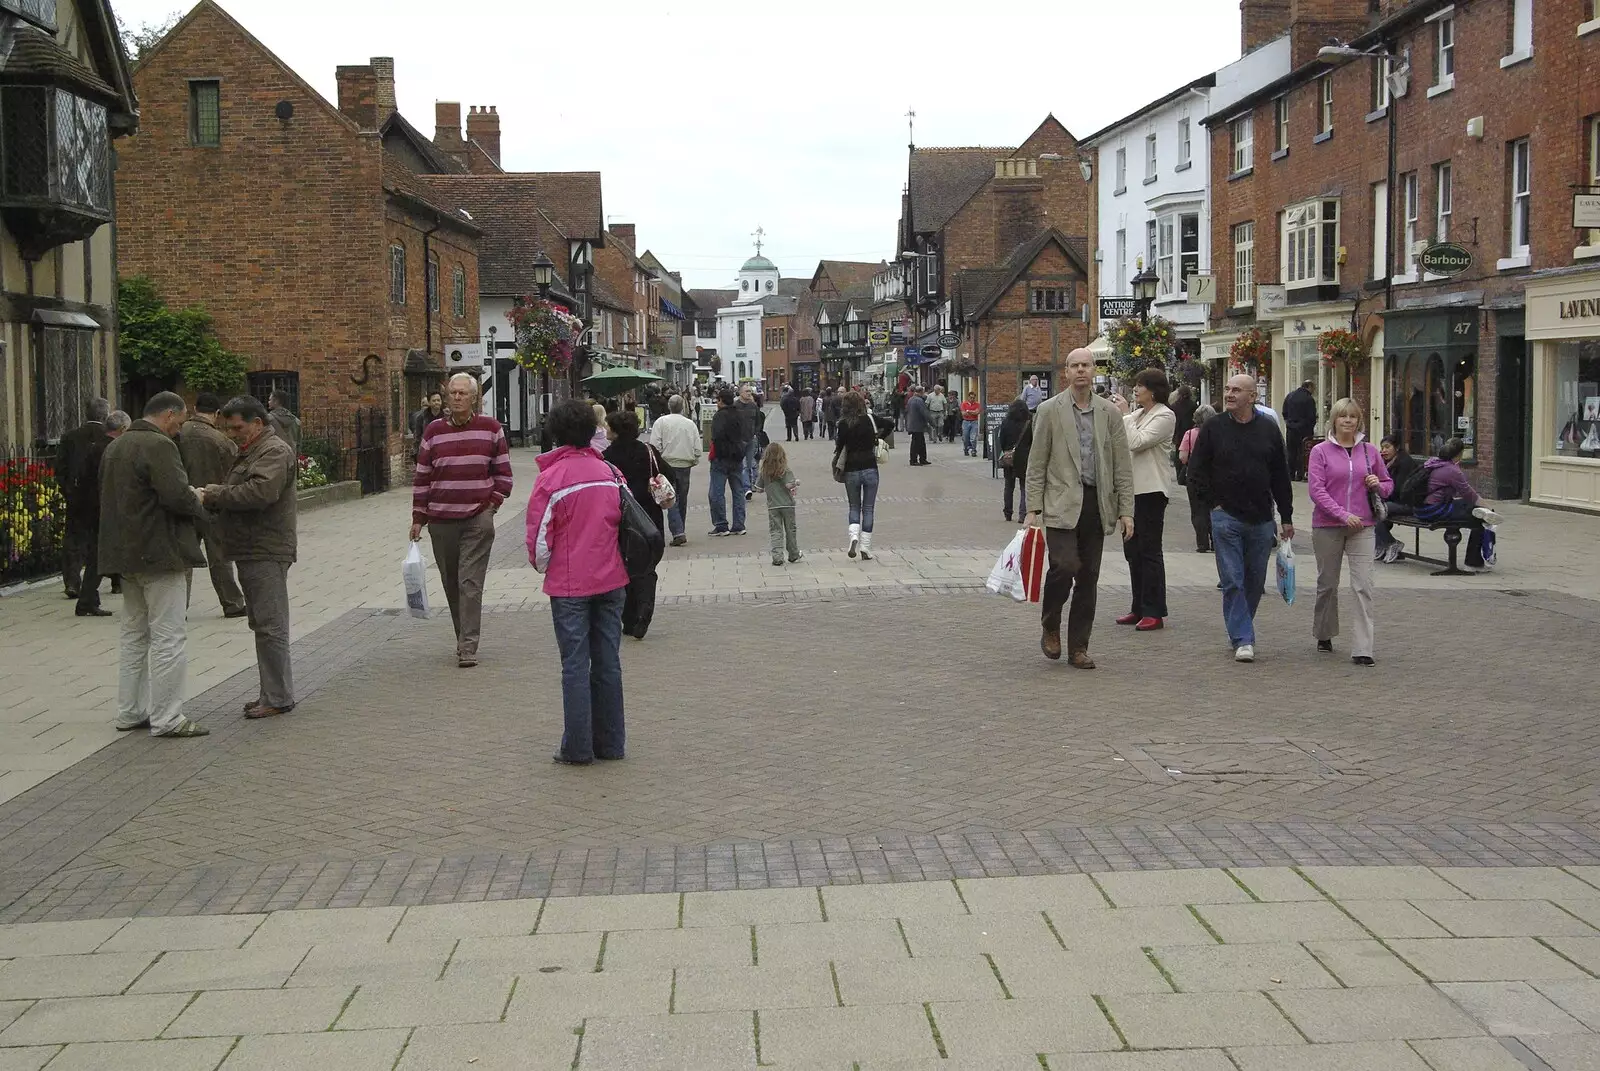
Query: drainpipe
421 219 441 368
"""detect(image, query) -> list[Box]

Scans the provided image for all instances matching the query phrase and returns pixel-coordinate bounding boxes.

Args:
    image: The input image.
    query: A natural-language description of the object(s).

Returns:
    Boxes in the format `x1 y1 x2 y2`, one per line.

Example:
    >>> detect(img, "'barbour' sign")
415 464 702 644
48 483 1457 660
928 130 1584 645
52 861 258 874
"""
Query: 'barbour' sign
1418 242 1473 277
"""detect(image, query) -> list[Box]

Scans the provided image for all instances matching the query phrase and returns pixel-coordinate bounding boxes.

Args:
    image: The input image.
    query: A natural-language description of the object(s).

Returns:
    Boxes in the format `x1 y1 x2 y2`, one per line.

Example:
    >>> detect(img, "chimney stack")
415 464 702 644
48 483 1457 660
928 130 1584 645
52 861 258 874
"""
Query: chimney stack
370 57 396 122
1240 0 1292 53
334 64 377 129
1287 0 1371 67
610 223 636 251
435 101 462 147
466 105 501 166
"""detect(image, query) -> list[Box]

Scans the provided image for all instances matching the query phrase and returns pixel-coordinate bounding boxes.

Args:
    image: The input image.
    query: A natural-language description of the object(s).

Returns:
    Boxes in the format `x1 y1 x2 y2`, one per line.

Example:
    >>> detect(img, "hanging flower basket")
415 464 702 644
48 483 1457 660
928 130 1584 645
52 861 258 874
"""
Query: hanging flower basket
506 297 584 375
1228 326 1271 376
1317 327 1364 369
1106 314 1179 382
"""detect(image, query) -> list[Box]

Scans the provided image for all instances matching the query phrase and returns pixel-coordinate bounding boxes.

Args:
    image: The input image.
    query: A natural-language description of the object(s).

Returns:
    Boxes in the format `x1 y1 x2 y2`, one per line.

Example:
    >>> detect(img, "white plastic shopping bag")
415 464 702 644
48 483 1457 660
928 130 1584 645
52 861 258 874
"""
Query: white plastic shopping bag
403 541 430 619
1275 539 1296 605
986 530 1028 602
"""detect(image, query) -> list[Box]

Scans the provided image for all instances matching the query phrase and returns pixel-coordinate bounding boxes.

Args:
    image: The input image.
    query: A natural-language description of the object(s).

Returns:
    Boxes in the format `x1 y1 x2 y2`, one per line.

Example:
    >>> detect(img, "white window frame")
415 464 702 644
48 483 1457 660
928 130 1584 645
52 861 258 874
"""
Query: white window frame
1144 133 1157 181
1232 221 1254 307
1177 117 1191 167
1230 114 1253 173
1402 171 1419 276
1586 120 1600 253
1430 12 1456 96
1115 228 1127 294
1503 0 1533 66
1374 57 1392 112
1156 216 1175 296
1145 219 1157 274
1435 162 1452 242
1114 146 1127 192
1273 96 1288 153
1319 76 1334 135
1372 181 1389 281
1510 138 1531 258
1283 198 1340 289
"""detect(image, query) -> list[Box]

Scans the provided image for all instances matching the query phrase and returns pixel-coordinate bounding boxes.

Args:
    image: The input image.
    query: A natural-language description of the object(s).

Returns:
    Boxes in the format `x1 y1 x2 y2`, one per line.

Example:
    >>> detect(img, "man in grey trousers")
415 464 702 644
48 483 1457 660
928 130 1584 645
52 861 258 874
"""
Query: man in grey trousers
200 395 298 719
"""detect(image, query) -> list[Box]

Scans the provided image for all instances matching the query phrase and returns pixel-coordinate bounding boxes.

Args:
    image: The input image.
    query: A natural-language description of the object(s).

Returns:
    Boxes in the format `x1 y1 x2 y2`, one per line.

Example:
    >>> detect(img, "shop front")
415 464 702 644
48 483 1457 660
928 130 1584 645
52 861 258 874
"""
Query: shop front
1198 329 1239 408
1380 305 1479 462
790 361 819 394
1270 303 1356 435
1526 269 1600 513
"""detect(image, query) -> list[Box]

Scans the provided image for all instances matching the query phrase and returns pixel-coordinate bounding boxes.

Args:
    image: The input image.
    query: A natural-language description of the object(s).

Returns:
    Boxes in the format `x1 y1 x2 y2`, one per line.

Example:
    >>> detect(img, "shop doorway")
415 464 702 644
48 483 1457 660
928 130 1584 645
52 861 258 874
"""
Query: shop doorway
1495 336 1528 499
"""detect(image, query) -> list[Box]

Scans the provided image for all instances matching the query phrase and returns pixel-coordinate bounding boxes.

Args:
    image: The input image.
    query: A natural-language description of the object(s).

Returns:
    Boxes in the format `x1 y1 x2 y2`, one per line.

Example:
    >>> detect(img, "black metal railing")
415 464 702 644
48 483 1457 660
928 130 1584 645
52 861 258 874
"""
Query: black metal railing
0 449 65 587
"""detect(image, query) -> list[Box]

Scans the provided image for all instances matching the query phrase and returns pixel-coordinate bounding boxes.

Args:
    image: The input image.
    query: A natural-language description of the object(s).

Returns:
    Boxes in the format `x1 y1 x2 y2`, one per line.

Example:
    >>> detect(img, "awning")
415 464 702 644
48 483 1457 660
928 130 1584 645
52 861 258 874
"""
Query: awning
659 297 685 320
32 308 101 329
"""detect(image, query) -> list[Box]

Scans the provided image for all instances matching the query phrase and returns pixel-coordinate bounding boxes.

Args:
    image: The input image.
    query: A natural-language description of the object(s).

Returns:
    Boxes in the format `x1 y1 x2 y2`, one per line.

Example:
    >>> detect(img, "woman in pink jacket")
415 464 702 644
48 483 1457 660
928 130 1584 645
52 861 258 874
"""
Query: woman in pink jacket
1307 398 1393 667
526 399 631 765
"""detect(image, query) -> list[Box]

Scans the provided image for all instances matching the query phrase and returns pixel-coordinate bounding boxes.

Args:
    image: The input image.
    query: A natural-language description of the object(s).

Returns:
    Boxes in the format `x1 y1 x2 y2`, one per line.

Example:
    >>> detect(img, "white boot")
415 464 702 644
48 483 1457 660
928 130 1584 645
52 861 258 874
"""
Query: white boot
847 522 861 558
859 530 873 561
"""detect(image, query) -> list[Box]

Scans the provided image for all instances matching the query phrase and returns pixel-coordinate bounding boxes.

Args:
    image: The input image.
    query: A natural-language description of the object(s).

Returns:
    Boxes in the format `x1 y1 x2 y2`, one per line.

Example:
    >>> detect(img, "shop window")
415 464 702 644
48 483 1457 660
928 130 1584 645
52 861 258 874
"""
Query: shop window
1554 341 1600 458
1387 351 1476 459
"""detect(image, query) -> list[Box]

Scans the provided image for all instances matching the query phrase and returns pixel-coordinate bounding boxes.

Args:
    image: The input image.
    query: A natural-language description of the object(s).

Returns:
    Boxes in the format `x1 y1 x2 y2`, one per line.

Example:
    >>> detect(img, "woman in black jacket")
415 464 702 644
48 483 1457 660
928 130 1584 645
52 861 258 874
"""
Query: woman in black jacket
1373 433 1420 563
603 411 667 639
832 391 892 560
997 398 1033 522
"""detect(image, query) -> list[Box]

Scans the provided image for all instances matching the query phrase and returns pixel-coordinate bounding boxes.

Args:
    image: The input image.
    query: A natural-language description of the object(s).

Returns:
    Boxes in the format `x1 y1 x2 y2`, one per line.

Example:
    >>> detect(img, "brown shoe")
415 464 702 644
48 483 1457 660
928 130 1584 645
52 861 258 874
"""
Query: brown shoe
1068 650 1097 670
1040 628 1062 660
244 704 294 719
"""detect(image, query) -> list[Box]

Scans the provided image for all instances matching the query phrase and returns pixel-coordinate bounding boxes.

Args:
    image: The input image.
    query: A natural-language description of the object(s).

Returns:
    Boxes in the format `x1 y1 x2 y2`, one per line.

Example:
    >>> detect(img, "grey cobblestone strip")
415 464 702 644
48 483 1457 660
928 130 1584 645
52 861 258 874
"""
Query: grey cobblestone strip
5 821 1600 922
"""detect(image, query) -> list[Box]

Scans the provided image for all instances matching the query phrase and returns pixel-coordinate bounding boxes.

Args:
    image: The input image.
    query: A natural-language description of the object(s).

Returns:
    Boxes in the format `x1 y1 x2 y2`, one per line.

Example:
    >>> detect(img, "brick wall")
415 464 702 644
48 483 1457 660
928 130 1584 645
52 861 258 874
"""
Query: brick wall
974 241 1091 405
1207 0 1600 496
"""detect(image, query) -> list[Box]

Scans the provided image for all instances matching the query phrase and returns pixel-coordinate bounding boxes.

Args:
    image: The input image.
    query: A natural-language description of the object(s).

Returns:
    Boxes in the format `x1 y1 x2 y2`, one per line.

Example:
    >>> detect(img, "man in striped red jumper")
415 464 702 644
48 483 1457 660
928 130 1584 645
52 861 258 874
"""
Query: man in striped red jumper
409 374 513 668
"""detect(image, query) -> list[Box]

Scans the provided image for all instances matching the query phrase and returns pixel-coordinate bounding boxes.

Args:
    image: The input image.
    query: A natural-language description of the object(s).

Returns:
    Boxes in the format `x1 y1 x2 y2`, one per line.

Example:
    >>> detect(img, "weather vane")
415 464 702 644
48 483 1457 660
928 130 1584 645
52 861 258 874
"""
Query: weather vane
752 225 765 256
906 107 915 148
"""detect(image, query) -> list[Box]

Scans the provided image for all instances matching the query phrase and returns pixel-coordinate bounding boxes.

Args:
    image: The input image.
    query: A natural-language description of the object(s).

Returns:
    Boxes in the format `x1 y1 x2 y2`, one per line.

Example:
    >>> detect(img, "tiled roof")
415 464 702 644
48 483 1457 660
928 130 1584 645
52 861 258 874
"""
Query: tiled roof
421 175 568 296
383 158 480 236
589 275 632 313
777 278 809 297
410 173 603 241
382 111 465 175
756 295 799 316
815 260 883 296
908 147 1011 234
956 228 1090 322
685 289 736 316
3 25 119 103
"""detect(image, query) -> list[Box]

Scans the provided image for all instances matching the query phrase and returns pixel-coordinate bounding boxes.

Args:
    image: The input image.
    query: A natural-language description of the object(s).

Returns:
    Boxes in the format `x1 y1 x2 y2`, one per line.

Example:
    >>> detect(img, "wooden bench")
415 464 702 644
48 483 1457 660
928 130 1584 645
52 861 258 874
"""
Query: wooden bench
1388 512 1481 576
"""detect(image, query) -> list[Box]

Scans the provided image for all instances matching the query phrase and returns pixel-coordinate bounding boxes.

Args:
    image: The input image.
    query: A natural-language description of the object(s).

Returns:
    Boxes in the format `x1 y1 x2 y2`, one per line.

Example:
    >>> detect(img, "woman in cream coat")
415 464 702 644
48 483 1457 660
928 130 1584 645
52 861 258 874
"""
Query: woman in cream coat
1112 368 1177 630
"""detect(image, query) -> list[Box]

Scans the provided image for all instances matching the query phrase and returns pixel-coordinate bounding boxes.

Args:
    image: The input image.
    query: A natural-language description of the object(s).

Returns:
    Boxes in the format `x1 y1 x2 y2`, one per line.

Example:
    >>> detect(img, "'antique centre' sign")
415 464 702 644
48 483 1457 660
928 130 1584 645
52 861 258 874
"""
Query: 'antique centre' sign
1419 242 1473 277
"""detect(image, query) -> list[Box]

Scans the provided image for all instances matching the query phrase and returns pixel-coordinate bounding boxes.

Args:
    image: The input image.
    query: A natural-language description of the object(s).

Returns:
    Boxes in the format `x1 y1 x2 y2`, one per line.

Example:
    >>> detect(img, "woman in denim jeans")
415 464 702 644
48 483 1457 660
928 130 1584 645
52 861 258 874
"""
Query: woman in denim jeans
833 391 890 561
526 400 631 766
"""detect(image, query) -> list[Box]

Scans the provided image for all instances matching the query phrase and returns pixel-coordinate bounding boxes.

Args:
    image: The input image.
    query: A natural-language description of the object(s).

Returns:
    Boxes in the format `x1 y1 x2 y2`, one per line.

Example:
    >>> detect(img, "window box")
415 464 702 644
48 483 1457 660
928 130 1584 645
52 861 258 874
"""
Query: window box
0 85 112 260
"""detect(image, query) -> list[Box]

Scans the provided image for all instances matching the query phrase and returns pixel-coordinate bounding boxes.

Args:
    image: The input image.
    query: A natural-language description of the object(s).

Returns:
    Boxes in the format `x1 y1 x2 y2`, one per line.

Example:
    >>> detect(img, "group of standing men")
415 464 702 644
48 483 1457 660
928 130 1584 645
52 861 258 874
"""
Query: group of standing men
55 390 301 739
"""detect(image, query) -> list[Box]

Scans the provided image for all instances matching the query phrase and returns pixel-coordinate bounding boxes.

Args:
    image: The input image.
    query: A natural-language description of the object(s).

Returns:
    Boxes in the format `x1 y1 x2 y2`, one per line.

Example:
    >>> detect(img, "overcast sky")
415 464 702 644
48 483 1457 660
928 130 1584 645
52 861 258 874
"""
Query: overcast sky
113 0 1242 289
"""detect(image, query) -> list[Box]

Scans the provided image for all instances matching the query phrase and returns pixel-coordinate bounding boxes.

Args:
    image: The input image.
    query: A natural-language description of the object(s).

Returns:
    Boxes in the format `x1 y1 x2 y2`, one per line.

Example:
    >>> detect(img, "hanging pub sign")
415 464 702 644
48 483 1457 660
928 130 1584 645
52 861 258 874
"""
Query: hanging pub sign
1418 242 1473 278
937 331 960 349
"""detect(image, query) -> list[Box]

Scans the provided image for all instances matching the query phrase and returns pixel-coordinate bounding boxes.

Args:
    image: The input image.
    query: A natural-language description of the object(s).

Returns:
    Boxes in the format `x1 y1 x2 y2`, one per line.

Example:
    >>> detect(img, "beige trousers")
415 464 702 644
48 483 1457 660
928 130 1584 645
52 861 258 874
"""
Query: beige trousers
1312 526 1376 658
428 510 497 658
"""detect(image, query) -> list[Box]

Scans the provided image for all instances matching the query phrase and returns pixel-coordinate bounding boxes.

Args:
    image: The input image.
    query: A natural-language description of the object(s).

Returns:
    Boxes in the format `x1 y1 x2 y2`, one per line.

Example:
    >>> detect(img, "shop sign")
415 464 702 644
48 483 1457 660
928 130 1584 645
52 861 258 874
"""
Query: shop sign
904 346 921 360
937 331 961 348
1099 296 1137 320
1186 274 1216 304
1255 285 1288 321
1559 297 1600 321
1574 194 1600 229
1283 314 1352 338
447 342 484 365
1418 242 1473 277
867 330 890 344
1528 274 1600 339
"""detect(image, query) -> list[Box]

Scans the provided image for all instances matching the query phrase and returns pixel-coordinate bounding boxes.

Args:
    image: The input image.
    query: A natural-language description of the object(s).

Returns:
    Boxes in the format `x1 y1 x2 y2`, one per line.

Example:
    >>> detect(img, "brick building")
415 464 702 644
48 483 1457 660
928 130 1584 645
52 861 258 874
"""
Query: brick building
809 260 881 389
591 224 660 374
0 0 135 451
1203 0 1600 507
117 1 480 488
898 115 1097 420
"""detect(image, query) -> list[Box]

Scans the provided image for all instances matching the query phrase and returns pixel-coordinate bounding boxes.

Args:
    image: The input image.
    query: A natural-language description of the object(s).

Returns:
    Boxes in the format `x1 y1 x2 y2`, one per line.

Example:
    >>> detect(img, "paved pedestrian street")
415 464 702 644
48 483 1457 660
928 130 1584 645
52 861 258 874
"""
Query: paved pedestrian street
2 430 1599 1068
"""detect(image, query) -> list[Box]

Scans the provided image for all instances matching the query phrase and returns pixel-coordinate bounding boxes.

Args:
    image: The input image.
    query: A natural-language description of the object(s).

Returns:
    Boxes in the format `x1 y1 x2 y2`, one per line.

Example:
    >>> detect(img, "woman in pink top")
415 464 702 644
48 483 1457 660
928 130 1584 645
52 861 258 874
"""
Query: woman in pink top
1306 398 1393 667
1178 404 1216 552
526 400 631 765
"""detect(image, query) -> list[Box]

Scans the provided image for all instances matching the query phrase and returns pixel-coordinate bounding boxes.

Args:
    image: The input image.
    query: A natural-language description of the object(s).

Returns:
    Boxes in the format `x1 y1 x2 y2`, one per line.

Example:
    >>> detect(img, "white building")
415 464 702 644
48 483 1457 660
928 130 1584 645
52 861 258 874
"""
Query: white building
1083 35 1291 398
714 253 781 385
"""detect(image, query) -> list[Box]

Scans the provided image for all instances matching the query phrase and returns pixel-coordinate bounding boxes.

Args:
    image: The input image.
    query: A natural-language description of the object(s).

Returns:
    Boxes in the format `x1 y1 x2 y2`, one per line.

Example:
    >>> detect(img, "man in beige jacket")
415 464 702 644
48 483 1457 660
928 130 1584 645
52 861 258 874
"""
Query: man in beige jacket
1024 349 1135 668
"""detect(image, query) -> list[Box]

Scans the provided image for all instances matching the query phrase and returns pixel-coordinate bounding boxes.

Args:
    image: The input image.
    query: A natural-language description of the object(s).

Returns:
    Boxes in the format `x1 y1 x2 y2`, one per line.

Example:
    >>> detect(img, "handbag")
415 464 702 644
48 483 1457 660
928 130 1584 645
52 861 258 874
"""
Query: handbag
1364 443 1388 522
831 448 847 484
646 448 676 509
612 469 664 579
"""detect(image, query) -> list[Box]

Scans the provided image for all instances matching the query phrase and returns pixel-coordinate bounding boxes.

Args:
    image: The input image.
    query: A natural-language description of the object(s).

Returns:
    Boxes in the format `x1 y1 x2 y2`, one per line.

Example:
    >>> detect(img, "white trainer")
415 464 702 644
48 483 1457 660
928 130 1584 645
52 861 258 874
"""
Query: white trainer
1234 644 1255 663
1471 506 1503 526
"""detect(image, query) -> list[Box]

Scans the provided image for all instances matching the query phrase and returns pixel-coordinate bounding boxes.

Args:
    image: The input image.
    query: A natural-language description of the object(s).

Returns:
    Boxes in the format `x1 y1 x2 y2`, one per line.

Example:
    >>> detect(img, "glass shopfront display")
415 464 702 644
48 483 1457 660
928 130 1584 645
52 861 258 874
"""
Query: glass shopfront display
1386 351 1476 459
1553 340 1600 458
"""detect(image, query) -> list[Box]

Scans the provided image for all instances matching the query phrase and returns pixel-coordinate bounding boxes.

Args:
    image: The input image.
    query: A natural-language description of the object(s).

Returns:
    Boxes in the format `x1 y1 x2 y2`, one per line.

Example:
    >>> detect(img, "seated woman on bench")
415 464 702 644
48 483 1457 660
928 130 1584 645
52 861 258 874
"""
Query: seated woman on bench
1417 438 1503 569
1373 434 1419 564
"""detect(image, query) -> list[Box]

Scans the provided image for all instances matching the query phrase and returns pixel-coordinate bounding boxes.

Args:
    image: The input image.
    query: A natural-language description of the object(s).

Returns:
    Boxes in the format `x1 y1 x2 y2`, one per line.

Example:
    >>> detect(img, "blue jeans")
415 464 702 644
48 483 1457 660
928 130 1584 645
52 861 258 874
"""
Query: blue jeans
744 439 761 492
1211 509 1277 648
550 588 626 762
707 460 746 532
845 468 880 532
664 464 691 539
962 419 978 455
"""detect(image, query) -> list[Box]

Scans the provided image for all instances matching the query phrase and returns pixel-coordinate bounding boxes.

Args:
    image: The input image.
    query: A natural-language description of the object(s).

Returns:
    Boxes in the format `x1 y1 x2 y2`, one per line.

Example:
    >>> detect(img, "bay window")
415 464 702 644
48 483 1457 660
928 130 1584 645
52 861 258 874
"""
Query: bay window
1283 198 1339 289
1155 211 1199 297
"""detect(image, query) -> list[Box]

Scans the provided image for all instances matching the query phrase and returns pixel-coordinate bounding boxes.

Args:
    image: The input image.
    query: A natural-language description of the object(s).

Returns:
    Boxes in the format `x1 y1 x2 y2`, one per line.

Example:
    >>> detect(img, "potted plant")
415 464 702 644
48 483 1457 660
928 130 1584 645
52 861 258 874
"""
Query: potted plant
1106 314 1179 382
1317 327 1364 369
506 297 584 376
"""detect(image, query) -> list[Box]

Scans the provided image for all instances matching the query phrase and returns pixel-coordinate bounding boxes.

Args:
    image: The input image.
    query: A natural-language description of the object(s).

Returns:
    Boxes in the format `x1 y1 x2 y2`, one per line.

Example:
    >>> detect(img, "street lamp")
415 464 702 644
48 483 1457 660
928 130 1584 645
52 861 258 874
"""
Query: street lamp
531 250 557 450
1130 267 1160 324
1319 42 1410 316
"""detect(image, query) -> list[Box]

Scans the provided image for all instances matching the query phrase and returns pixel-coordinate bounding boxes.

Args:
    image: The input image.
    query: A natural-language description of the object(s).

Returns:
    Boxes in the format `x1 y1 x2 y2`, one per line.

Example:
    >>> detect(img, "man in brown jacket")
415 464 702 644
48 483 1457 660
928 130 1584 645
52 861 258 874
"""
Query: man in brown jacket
99 392 210 738
200 395 299 719
178 393 247 618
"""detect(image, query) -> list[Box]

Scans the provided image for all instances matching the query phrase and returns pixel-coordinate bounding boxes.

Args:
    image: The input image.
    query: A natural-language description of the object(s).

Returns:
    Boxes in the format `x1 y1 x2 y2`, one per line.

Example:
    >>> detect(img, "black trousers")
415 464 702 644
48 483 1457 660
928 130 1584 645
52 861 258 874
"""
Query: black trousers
61 522 92 596
1187 483 1212 551
785 416 799 441
1286 428 1310 480
1003 467 1020 518
1040 491 1104 655
622 569 658 638
1123 491 1168 619
73 526 103 612
909 431 927 464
